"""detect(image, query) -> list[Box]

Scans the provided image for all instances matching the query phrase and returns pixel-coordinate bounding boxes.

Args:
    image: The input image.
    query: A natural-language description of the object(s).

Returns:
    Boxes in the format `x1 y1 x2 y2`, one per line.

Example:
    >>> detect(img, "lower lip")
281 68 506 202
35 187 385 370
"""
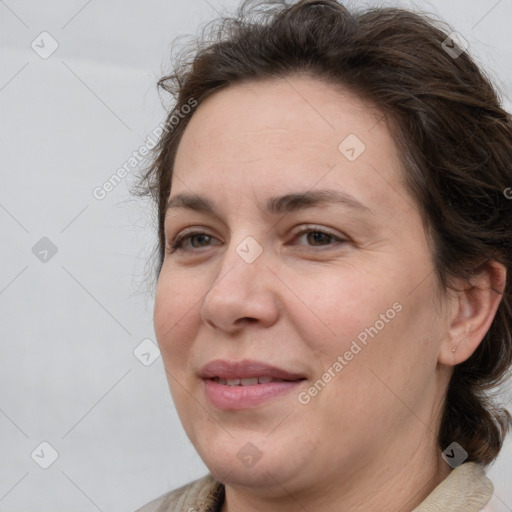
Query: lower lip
203 378 305 410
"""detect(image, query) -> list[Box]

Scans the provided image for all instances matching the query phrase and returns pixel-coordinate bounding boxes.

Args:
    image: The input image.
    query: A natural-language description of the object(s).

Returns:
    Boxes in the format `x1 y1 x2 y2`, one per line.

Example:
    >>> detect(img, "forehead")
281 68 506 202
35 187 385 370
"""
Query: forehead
171 75 412 217
179 75 387 158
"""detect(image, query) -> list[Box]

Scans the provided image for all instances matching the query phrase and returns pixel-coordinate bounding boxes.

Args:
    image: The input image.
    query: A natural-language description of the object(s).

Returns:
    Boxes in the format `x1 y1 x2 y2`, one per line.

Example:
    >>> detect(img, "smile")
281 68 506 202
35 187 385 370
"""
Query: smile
212 376 288 386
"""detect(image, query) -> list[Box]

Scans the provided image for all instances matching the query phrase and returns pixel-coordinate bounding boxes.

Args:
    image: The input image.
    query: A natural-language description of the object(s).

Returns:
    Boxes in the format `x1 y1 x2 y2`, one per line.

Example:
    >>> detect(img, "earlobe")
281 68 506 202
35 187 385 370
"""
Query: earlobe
438 260 507 367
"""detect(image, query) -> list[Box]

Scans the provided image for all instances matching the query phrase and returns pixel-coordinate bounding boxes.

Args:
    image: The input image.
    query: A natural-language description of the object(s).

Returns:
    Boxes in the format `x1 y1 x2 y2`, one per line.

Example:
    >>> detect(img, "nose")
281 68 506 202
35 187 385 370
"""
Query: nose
200 241 280 333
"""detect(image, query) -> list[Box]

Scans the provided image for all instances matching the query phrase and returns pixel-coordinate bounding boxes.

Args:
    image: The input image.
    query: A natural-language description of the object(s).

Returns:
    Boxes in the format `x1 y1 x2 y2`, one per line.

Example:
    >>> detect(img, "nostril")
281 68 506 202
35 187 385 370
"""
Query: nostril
235 317 258 325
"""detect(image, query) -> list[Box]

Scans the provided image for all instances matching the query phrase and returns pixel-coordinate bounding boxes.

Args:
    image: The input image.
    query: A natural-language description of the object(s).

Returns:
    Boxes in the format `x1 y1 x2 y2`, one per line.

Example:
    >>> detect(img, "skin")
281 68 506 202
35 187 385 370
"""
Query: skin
153 74 506 512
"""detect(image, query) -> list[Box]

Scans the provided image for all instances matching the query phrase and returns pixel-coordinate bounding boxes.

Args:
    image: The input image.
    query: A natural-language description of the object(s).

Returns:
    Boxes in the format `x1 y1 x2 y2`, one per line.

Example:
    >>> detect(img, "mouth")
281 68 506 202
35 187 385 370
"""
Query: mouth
200 359 307 410
199 358 306 381
210 376 297 386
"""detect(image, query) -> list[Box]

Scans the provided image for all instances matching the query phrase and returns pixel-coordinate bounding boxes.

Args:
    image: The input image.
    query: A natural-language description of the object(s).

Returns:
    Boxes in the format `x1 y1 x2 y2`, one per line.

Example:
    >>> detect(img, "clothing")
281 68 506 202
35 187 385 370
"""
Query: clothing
135 461 493 512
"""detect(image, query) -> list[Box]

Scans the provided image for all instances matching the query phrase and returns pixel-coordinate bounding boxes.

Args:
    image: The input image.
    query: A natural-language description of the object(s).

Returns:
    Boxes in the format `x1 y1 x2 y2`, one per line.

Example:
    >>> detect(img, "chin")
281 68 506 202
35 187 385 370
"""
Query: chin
195 435 307 493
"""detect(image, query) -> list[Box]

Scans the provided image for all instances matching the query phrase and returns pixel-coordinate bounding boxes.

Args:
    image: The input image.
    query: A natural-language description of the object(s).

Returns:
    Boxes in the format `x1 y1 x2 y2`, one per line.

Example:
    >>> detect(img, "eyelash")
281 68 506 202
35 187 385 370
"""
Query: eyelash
167 226 347 254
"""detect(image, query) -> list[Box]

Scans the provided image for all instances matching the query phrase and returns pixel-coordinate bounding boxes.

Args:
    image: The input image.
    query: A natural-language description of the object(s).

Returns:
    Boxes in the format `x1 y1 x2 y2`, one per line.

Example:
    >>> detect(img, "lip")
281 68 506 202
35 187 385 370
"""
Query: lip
200 359 307 410
199 359 306 381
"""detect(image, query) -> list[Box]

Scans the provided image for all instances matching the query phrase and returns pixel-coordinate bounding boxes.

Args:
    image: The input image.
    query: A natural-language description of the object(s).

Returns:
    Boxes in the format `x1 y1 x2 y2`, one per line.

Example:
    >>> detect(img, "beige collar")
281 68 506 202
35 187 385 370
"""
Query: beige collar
413 462 493 511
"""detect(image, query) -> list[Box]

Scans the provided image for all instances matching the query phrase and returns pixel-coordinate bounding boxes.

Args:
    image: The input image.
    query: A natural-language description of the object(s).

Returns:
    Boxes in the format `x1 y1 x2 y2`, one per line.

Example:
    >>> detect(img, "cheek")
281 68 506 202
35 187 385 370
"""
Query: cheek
290 262 439 380
287 268 393 355
153 271 202 361
153 275 203 415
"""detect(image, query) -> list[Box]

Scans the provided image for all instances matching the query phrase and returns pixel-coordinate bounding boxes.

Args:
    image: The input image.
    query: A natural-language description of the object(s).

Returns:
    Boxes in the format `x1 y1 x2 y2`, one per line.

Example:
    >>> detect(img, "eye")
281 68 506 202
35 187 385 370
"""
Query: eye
166 225 347 255
167 229 220 253
291 226 347 248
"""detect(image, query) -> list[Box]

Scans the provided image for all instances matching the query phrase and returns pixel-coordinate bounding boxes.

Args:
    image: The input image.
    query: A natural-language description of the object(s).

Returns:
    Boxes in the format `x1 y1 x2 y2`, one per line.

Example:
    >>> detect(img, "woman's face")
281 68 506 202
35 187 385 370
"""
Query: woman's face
154 75 452 494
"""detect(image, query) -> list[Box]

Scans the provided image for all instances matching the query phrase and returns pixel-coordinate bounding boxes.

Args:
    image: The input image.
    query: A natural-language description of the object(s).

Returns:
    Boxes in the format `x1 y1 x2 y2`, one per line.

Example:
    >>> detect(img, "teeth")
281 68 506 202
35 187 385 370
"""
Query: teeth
241 377 259 386
214 376 285 386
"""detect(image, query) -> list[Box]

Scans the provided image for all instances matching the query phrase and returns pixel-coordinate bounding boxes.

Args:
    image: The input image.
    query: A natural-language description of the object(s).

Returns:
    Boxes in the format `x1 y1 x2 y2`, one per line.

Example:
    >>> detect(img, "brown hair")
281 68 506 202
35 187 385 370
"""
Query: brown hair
134 0 512 465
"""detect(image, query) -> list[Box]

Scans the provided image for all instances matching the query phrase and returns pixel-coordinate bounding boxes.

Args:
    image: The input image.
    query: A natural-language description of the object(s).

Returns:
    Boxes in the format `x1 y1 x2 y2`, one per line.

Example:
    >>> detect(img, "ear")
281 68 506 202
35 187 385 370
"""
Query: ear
438 260 507 366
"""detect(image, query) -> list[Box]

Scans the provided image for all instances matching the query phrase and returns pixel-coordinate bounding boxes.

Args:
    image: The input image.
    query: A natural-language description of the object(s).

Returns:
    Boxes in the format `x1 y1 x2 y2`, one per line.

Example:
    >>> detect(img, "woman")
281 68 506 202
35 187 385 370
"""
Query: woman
134 0 512 510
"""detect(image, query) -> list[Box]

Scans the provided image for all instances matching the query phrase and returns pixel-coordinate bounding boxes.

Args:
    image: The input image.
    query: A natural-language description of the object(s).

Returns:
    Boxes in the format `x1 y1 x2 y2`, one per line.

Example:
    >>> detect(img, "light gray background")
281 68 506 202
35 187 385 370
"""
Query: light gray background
1 0 511 510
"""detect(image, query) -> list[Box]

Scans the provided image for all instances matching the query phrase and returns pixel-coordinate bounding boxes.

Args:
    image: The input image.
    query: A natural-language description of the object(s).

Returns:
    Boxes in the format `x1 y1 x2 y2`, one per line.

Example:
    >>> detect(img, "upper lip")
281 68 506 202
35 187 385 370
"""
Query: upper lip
199 359 306 381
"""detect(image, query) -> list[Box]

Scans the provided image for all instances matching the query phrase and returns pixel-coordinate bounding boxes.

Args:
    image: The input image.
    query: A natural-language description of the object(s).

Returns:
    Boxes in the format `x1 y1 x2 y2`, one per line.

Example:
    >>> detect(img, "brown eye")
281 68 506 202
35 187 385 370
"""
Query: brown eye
305 231 334 246
293 226 346 248
167 230 221 253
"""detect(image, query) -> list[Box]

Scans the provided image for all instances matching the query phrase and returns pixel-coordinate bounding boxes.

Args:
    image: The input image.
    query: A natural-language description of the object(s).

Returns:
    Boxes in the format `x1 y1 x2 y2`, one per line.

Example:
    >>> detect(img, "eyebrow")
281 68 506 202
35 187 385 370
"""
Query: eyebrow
165 189 372 219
